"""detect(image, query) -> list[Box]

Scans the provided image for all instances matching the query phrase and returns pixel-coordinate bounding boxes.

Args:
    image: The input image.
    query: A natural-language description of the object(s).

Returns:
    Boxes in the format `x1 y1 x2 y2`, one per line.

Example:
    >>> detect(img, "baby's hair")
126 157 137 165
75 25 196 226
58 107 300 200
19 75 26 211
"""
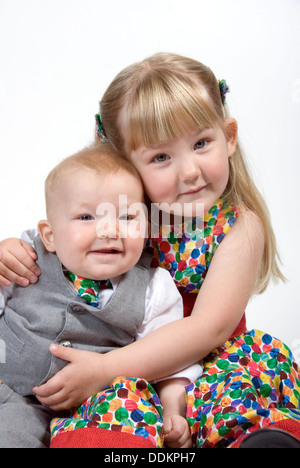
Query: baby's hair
99 52 284 292
45 141 142 218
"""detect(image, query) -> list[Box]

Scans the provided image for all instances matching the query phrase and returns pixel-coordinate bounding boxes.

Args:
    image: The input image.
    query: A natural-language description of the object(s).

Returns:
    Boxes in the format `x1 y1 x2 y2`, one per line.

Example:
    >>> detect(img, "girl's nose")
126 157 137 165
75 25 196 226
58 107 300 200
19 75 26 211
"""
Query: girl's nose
180 157 201 183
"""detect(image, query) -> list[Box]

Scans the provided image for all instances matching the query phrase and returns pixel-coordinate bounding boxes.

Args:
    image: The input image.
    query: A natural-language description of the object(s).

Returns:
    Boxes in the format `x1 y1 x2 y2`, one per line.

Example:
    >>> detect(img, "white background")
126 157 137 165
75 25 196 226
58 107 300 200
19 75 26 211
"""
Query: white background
0 0 299 359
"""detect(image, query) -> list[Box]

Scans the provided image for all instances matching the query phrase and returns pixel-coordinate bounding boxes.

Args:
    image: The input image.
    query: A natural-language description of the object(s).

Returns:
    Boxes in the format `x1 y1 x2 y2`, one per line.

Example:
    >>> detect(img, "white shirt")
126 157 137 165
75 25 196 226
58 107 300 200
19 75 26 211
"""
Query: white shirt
0 230 203 382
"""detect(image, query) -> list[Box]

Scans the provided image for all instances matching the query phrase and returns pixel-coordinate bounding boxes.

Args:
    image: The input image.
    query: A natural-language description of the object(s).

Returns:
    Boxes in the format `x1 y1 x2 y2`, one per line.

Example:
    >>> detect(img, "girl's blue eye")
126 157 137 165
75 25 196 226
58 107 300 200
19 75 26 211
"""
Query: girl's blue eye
153 154 169 163
194 139 207 150
79 215 93 221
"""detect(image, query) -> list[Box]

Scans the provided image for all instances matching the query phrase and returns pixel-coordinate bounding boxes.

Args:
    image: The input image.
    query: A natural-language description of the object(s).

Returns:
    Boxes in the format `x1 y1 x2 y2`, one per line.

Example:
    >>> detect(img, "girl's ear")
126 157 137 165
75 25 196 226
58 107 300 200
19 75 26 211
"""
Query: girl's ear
224 118 238 157
37 220 56 253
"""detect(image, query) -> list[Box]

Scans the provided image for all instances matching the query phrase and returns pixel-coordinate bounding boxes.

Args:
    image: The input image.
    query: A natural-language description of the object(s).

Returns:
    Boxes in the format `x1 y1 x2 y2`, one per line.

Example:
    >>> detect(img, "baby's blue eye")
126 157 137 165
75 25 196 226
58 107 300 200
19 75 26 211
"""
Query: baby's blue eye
119 214 131 221
154 154 170 163
79 215 93 221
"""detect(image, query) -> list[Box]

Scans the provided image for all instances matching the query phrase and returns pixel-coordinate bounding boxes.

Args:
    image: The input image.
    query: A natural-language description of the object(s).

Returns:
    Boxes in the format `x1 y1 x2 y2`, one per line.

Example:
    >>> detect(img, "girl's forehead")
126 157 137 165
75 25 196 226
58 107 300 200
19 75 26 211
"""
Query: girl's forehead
120 81 223 153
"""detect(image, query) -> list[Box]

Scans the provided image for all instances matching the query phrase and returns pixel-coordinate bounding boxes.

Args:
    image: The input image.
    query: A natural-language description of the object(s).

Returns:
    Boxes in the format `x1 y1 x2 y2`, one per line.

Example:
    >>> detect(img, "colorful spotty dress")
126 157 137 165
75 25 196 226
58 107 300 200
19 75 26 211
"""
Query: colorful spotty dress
50 198 300 448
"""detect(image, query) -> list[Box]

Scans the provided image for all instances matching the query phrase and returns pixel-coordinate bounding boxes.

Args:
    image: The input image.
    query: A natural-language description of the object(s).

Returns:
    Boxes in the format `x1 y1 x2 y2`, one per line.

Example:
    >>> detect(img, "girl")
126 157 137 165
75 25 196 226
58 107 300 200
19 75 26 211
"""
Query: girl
1 53 300 448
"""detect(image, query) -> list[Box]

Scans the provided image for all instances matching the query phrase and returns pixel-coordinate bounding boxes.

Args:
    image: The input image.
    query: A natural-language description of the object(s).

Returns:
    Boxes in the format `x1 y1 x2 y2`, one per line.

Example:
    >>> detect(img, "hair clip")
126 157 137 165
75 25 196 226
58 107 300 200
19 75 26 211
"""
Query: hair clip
219 79 230 105
95 111 108 142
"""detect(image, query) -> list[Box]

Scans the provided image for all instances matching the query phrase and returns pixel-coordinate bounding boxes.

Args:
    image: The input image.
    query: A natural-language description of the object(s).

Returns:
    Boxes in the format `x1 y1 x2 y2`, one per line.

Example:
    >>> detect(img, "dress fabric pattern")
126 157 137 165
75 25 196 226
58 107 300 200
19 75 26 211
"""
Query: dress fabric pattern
50 377 164 448
49 198 300 448
149 198 239 293
186 330 300 447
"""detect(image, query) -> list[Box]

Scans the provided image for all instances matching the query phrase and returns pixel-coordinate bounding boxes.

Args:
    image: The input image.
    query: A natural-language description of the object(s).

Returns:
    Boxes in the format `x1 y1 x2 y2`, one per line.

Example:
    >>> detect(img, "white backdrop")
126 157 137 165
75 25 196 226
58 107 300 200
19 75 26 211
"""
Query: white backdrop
0 0 299 358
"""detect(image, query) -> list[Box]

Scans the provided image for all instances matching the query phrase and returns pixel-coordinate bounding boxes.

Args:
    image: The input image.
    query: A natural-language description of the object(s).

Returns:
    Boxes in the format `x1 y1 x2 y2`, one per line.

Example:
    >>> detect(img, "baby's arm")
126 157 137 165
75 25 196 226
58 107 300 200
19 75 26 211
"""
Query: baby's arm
156 378 192 448
0 234 40 287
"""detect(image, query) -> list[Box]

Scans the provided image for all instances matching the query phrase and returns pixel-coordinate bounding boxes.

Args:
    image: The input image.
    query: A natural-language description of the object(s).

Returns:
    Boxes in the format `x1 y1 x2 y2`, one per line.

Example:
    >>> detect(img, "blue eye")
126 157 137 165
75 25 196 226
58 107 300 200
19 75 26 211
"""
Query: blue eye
153 154 170 163
119 214 130 221
79 215 93 221
194 139 207 150
119 214 136 222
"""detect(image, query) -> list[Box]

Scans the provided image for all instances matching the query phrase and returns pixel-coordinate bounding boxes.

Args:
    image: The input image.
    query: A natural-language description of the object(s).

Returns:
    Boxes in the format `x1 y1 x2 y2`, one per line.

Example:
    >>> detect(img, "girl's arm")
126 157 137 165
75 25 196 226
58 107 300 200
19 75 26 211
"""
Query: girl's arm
101 210 264 381
35 211 264 410
0 236 40 287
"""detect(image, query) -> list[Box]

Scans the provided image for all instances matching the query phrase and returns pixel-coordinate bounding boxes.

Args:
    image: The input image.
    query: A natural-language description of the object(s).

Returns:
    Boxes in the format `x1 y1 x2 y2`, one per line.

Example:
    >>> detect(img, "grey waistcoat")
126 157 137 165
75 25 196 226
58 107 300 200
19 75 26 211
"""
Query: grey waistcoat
0 236 151 396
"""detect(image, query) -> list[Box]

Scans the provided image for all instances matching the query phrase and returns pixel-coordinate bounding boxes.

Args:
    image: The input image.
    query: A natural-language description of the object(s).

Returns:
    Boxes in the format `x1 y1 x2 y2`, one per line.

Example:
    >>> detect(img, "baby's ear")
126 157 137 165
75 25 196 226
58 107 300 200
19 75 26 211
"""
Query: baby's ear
37 220 56 252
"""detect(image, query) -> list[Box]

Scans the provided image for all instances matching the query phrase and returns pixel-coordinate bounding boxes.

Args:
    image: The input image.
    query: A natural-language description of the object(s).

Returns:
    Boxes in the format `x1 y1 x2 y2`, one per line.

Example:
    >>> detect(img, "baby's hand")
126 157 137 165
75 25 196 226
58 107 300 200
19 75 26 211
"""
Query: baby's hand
164 414 193 448
0 238 40 287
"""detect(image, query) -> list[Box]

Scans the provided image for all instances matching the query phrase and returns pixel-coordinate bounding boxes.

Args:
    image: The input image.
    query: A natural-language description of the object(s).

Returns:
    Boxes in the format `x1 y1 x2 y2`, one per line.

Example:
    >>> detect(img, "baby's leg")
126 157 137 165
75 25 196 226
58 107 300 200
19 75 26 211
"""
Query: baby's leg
0 381 57 448
156 378 192 448
50 377 164 448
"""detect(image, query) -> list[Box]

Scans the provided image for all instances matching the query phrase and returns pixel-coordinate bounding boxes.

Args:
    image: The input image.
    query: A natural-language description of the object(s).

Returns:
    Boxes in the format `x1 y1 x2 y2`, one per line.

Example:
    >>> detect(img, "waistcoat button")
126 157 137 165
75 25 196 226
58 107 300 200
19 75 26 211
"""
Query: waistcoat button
59 340 72 348
72 305 85 314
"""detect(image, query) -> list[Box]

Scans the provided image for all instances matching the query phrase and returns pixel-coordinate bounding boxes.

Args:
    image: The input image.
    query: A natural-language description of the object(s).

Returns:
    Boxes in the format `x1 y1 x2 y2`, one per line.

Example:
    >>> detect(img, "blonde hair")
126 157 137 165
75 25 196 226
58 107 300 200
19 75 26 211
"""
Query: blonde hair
100 52 284 292
45 142 141 218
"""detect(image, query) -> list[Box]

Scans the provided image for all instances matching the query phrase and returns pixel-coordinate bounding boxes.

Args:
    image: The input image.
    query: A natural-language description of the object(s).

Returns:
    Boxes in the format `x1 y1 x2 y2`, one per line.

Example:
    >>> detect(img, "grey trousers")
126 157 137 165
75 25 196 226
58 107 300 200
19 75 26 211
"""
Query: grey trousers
0 382 65 448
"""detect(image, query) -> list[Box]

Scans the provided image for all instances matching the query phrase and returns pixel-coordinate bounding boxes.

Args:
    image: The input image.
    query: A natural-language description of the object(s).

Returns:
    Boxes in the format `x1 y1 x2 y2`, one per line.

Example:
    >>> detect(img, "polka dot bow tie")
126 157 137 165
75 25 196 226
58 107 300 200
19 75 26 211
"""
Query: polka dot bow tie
66 272 113 307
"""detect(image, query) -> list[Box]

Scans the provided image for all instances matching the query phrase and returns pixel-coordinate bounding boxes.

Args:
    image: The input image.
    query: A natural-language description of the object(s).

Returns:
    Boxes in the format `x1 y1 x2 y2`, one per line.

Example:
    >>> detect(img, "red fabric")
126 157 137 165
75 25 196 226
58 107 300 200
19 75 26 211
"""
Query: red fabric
50 427 157 449
272 420 300 441
181 292 247 339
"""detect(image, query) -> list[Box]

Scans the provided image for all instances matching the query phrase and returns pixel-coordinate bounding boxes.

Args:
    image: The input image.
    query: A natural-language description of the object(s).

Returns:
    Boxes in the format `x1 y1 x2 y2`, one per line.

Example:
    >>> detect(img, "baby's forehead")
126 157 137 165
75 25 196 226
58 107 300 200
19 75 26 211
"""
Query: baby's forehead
59 163 138 183
58 164 144 199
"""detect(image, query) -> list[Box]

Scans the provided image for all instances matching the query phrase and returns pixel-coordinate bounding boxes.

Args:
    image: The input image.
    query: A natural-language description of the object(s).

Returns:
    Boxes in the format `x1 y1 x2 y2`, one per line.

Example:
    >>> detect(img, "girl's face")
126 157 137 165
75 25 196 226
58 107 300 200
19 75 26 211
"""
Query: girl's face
130 119 238 216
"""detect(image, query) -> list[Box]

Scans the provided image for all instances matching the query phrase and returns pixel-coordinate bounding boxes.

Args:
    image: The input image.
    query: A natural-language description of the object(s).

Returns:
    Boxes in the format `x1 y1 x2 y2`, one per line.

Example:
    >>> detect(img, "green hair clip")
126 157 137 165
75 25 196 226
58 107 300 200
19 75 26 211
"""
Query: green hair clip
95 110 108 142
219 79 230 105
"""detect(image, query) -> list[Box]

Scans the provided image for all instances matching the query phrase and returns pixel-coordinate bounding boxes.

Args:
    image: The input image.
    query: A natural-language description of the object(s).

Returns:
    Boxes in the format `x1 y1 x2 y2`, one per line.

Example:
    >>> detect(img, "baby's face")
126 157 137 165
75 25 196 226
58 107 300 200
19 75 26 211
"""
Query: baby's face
42 167 147 280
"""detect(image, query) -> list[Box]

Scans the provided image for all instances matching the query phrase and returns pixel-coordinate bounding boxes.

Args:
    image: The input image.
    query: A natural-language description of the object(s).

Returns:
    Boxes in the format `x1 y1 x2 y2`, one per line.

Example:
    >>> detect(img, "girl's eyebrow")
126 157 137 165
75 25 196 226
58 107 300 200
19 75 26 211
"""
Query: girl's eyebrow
136 128 216 160
135 146 163 161
191 127 214 137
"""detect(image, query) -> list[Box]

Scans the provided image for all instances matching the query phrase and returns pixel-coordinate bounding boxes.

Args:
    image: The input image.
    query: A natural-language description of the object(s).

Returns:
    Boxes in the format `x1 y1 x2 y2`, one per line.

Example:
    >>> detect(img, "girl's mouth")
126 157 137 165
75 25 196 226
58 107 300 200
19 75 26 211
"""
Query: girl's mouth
181 185 206 196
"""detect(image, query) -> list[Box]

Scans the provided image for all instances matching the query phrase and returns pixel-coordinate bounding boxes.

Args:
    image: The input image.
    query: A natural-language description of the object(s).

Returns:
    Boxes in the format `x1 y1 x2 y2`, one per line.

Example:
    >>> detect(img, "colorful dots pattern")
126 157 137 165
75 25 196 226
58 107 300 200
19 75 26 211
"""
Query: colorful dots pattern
149 198 239 293
50 378 164 448
50 332 300 448
65 272 113 307
186 329 300 448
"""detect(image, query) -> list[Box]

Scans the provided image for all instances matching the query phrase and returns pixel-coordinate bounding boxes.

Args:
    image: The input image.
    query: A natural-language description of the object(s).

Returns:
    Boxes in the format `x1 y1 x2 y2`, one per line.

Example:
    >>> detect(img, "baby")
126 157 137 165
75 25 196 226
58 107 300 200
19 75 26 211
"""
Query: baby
0 142 202 448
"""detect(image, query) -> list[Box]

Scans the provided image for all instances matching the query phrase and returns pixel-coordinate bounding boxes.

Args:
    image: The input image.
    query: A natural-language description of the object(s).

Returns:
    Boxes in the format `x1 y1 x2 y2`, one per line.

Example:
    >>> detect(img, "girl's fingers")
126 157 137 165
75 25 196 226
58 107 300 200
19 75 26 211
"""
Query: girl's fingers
0 239 40 286
0 254 37 286
0 264 30 287
20 240 38 261
0 274 11 287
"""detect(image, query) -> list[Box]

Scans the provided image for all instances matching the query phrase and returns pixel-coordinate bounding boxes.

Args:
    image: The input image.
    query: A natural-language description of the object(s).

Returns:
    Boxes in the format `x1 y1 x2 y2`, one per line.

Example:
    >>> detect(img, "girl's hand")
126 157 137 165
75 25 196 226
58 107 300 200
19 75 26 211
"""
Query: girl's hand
33 345 110 411
0 238 40 287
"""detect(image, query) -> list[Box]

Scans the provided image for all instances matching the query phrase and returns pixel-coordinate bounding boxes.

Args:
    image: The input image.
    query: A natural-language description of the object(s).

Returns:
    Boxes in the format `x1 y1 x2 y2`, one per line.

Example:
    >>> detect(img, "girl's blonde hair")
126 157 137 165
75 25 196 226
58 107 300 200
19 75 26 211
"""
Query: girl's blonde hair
100 52 284 293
